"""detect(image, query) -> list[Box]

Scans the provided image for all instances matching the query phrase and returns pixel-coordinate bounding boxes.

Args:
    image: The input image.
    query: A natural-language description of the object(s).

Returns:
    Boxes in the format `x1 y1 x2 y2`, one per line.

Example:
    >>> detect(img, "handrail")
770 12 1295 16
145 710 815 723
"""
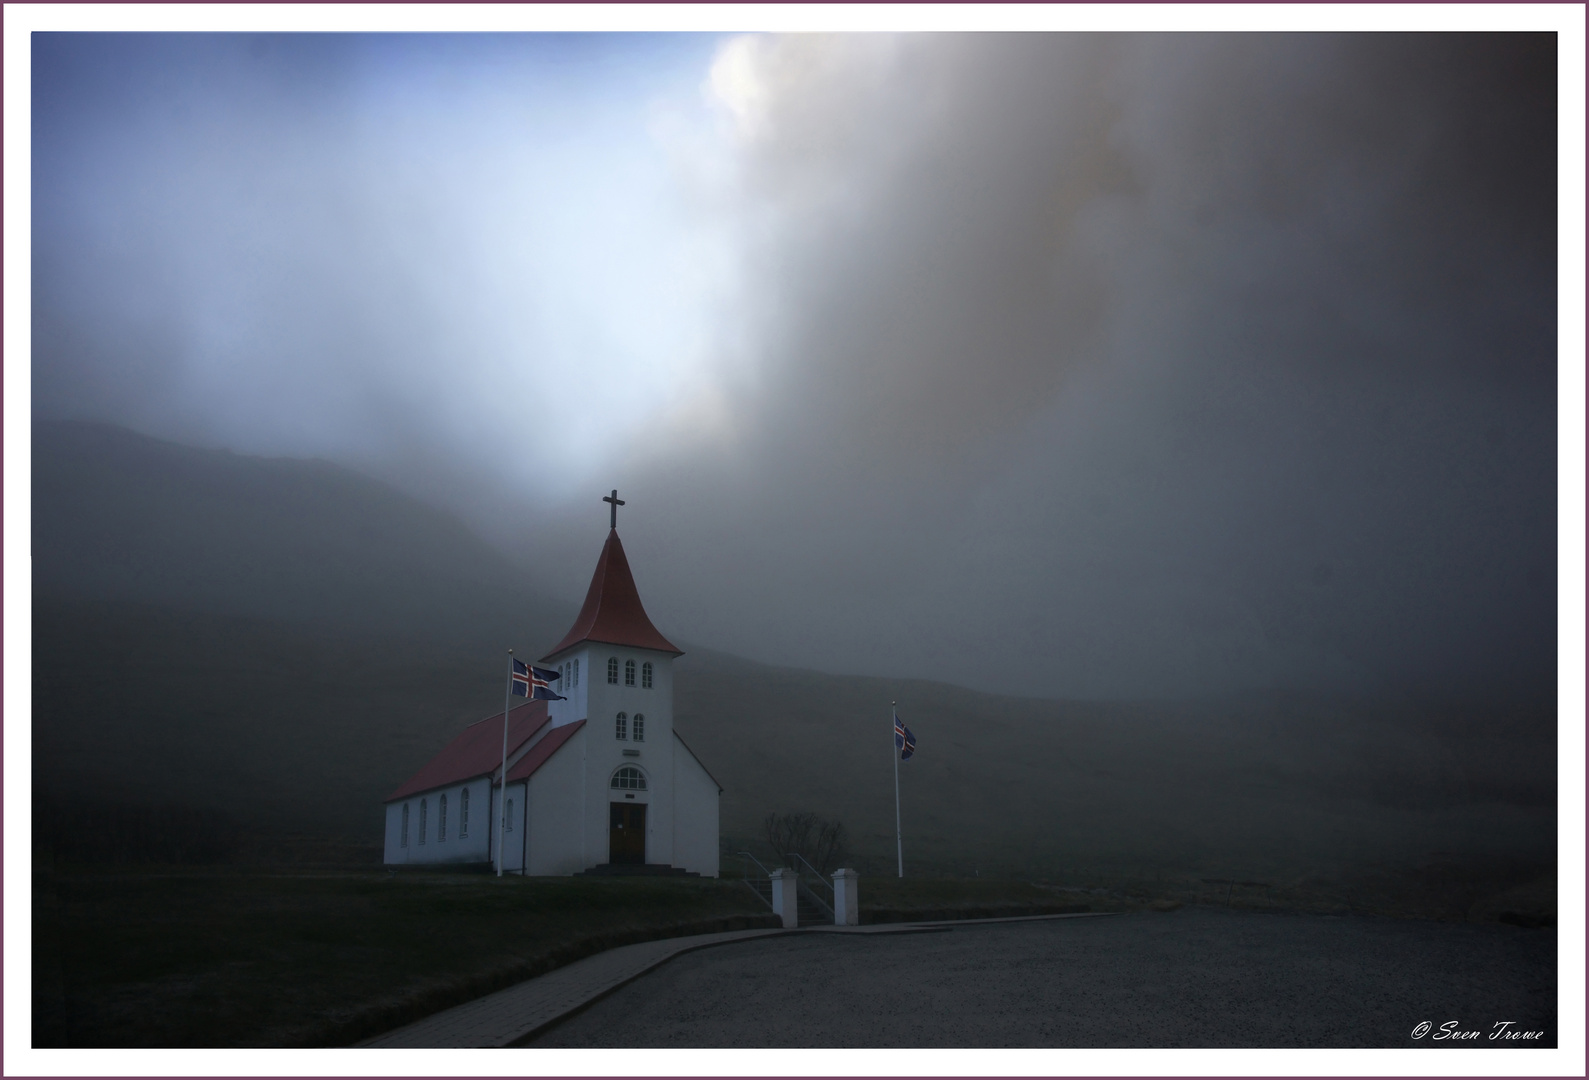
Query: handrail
740 878 775 912
795 876 836 922
786 852 835 897
736 851 773 878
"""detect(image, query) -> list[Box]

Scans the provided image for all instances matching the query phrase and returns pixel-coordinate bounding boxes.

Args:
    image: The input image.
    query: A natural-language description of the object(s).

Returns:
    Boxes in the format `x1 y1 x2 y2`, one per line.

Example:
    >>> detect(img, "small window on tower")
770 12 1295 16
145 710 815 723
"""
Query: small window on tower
616 712 628 740
460 787 469 838
573 659 580 687
401 803 410 847
439 794 448 841
625 659 636 686
642 662 653 689
633 714 645 742
419 799 428 844
608 657 619 684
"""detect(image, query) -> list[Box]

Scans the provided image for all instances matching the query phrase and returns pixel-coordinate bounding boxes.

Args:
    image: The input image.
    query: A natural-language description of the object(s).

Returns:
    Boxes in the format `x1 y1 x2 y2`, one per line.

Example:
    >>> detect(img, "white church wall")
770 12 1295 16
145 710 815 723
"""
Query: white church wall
383 800 408 865
526 727 590 875
546 648 589 729
384 776 493 867
672 734 721 877
490 782 530 873
581 646 674 745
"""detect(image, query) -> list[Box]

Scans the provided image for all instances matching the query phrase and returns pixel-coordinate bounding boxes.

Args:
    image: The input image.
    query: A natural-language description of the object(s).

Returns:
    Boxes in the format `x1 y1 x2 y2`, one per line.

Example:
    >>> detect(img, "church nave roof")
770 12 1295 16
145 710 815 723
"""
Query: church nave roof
386 700 549 801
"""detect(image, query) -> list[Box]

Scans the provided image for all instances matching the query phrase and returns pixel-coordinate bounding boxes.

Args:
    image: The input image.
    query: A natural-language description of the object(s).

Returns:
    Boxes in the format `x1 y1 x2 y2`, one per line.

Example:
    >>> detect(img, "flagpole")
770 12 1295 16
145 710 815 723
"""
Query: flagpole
893 701 903 879
498 648 512 878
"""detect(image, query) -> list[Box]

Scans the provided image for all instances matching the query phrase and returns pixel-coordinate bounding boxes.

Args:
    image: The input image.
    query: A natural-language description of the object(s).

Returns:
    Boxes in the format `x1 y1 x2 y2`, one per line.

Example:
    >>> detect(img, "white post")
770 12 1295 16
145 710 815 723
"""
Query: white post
770 868 799 929
892 702 903 878
832 868 859 926
498 649 512 877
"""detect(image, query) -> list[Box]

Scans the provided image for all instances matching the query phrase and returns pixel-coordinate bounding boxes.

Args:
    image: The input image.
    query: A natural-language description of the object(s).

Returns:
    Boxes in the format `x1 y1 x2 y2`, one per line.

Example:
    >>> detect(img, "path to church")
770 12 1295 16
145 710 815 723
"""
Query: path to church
363 907 1553 1048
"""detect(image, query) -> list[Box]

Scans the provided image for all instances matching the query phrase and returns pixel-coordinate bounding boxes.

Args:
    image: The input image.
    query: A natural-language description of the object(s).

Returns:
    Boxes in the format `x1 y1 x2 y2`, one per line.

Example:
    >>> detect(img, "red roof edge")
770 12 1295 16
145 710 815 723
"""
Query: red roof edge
673 729 723 793
386 701 550 801
504 719 586 783
542 529 682 661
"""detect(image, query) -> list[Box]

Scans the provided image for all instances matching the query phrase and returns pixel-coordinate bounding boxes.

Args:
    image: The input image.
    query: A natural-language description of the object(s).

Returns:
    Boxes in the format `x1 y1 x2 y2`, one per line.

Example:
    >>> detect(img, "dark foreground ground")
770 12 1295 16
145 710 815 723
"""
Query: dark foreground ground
32 866 775 1047
529 906 1556 1048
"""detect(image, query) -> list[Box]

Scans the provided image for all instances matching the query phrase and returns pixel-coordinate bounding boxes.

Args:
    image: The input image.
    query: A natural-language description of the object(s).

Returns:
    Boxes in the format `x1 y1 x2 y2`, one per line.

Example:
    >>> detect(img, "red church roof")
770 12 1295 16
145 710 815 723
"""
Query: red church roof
504 719 586 782
386 701 550 801
542 529 682 660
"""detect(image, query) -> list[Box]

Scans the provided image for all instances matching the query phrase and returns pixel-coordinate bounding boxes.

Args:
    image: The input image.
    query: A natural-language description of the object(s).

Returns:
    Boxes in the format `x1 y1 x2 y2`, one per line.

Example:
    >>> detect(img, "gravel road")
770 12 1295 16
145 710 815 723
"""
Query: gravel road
527 907 1555 1048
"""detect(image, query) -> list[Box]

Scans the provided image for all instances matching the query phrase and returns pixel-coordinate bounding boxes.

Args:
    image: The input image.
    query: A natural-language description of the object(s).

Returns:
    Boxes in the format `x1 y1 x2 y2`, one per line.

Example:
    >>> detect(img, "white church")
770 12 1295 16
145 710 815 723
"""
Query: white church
382 498 721 876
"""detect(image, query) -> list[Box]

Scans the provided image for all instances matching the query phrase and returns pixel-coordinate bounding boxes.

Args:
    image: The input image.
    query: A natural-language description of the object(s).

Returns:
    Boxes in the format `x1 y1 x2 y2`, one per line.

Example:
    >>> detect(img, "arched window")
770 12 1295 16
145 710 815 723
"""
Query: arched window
419 799 428 844
611 766 647 790
607 657 619 684
624 659 636 686
573 659 580 687
401 803 410 848
615 712 628 740
439 794 448 841
641 662 653 689
460 787 469 838
506 798 514 833
633 714 645 742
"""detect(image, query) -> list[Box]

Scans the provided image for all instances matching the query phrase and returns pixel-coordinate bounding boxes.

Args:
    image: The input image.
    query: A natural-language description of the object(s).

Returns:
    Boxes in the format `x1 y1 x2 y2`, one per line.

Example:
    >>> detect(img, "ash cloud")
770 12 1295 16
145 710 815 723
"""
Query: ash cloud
30 32 1558 702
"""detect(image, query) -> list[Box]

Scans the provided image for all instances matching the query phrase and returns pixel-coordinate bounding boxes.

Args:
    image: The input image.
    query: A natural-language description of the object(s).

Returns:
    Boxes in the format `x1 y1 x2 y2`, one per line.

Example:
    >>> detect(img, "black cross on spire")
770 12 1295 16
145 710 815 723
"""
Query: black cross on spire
603 489 625 529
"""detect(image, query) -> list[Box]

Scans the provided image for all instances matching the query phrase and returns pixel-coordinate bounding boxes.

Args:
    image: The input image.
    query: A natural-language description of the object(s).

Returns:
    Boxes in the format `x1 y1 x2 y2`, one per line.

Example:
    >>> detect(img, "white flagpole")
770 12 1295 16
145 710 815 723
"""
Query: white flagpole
498 649 512 877
893 701 903 878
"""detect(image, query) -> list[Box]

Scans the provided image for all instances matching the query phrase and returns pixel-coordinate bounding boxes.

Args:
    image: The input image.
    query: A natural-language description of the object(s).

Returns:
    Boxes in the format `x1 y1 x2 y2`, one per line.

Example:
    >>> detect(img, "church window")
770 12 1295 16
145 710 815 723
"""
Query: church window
633 714 645 742
506 798 514 832
573 659 580 687
608 657 619 684
401 803 409 847
419 799 428 844
611 766 647 790
625 659 636 686
459 787 469 838
615 712 628 740
642 662 653 689
439 794 448 841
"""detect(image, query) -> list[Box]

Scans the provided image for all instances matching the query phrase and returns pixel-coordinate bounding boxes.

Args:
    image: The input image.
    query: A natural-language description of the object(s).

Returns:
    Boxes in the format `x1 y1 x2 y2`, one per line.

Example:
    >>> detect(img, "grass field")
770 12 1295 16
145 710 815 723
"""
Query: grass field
33 863 776 1048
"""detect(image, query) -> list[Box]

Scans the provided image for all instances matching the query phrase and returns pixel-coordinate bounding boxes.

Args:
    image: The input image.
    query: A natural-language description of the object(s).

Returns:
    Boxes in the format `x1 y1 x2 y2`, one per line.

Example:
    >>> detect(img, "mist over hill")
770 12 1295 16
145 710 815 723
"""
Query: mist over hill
31 423 1554 902
33 421 576 650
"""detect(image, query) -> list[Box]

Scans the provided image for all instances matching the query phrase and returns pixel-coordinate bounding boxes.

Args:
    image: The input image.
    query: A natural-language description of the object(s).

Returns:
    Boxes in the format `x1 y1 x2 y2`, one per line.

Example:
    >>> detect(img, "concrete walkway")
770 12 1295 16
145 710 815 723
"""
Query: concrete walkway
528 908 1557 1049
358 912 1113 1048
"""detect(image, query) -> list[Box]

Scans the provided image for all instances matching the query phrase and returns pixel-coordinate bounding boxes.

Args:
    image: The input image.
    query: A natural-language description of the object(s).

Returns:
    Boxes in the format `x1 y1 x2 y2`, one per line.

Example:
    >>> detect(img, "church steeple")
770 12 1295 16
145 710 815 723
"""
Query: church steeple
542 526 682 661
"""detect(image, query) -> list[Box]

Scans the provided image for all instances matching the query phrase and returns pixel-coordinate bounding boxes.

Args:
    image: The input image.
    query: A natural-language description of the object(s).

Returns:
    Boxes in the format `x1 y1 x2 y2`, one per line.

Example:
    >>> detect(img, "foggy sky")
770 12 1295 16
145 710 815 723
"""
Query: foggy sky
31 31 1559 701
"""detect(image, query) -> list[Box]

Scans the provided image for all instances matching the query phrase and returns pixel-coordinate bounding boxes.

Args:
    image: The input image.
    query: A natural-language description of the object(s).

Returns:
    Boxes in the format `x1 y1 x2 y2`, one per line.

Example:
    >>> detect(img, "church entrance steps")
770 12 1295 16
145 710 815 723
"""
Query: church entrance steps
575 862 698 877
741 875 828 926
794 878 834 925
357 911 1116 1048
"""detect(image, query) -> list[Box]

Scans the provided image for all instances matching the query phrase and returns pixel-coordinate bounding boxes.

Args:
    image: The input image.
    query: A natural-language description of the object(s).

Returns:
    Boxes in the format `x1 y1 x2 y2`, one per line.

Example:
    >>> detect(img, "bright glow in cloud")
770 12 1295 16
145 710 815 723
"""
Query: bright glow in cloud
32 34 744 501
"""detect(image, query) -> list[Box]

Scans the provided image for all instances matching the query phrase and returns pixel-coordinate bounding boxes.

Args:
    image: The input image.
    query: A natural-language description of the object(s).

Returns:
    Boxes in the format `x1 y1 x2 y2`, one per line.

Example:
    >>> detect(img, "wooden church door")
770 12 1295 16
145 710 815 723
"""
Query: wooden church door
609 802 646 864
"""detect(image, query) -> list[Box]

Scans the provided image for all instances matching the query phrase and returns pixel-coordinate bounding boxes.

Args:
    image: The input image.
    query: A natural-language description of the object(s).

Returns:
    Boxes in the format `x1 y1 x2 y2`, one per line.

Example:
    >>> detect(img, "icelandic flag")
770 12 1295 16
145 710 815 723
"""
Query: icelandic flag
894 711 917 761
512 658 565 701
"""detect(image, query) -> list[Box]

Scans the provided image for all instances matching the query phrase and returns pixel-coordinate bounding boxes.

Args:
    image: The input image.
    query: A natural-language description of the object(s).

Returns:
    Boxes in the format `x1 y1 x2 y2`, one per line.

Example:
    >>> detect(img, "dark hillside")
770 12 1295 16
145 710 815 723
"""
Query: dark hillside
33 420 572 650
33 598 512 845
674 649 1555 885
30 424 1555 918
